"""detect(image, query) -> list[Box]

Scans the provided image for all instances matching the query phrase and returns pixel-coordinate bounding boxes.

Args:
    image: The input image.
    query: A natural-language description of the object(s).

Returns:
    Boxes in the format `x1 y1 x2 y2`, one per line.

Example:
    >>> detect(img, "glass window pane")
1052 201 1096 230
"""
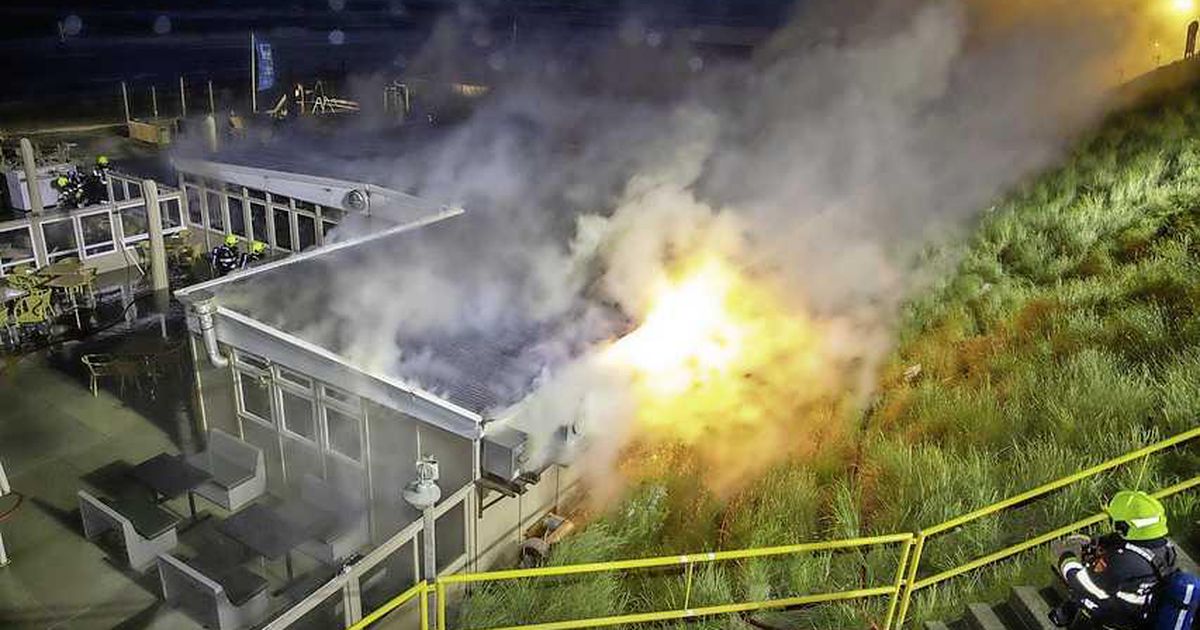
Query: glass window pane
0 227 36 268
298 214 316 250
111 180 127 202
269 193 289 205
224 182 243 194
239 372 272 421
228 196 246 236
206 192 224 231
121 204 148 239
322 221 337 241
236 350 270 371
127 181 143 199
323 386 357 407
325 408 362 462
250 202 267 243
42 219 77 257
320 206 346 222
294 199 315 211
247 188 266 200
80 212 114 255
185 186 203 226
278 368 311 389
161 198 182 228
281 389 316 441
273 209 292 250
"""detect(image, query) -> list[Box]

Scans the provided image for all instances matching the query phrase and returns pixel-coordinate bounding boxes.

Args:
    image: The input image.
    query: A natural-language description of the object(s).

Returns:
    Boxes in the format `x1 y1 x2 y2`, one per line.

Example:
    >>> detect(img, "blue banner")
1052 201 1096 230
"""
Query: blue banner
256 37 275 92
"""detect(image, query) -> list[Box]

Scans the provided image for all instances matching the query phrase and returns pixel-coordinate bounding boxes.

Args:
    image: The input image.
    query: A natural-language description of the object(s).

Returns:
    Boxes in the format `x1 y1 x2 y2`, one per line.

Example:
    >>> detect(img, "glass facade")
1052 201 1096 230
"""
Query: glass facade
178 171 350 253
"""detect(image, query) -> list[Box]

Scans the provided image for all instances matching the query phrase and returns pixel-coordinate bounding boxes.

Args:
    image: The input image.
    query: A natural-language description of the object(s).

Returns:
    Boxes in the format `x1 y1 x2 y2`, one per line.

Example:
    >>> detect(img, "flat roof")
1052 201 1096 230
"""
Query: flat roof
189 212 623 418
175 126 450 191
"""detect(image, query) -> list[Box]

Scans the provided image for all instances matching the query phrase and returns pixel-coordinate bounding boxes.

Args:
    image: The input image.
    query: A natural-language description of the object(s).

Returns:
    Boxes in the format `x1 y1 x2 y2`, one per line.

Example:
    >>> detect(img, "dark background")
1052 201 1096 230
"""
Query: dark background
0 1 792 125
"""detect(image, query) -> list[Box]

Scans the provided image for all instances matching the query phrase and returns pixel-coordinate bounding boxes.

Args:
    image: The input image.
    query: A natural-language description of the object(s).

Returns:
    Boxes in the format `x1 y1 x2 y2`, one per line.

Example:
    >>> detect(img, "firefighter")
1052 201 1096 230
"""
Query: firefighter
53 172 86 209
210 234 242 277
84 155 111 204
240 240 266 268
1048 490 1176 629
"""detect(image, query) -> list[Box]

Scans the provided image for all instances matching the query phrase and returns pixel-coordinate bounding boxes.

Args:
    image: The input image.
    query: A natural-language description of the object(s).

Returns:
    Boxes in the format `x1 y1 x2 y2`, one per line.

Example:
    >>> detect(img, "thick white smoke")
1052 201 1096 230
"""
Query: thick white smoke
224 0 1153 484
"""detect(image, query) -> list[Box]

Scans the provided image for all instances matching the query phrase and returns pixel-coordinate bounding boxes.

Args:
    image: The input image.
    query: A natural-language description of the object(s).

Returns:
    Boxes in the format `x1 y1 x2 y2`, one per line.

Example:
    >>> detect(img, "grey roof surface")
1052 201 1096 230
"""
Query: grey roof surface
177 125 450 190
213 213 624 416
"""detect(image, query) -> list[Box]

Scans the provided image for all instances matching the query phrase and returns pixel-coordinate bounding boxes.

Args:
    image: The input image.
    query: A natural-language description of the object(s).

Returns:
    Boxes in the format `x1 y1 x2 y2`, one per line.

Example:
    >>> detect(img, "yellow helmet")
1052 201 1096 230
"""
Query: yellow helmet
224 234 239 247
96 155 109 166
55 176 69 187
251 240 266 254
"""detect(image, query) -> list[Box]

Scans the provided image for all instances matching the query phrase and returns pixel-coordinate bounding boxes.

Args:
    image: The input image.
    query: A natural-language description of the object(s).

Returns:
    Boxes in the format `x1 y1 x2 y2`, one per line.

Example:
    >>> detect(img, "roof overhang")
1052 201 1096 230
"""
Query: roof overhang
173 157 438 226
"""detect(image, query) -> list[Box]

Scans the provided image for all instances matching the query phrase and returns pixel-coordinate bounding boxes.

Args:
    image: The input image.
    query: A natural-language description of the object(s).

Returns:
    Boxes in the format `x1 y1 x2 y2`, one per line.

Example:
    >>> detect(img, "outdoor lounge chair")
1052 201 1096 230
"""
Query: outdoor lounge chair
186 429 266 512
78 490 179 571
157 552 270 630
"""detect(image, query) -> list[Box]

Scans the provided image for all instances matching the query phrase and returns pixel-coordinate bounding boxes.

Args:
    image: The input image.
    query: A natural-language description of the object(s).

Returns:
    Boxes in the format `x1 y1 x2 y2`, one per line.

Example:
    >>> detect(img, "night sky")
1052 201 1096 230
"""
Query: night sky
0 1 793 118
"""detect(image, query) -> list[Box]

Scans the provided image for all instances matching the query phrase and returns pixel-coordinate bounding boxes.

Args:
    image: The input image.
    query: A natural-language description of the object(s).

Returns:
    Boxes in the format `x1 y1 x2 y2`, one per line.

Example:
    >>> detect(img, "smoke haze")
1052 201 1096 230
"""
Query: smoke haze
216 0 1165 490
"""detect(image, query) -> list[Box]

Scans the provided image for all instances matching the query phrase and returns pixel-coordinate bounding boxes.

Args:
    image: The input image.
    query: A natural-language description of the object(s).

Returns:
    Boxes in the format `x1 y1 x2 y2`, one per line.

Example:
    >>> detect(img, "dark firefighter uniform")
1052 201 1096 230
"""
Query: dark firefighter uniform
1051 490 1176 629
210 235 242 277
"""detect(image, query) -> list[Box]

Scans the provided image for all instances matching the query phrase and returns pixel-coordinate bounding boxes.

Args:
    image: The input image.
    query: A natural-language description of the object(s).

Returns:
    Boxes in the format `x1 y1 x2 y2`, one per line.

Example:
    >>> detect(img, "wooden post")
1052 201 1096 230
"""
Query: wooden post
144 180 169 293
179 76 187 117
18 138 43 214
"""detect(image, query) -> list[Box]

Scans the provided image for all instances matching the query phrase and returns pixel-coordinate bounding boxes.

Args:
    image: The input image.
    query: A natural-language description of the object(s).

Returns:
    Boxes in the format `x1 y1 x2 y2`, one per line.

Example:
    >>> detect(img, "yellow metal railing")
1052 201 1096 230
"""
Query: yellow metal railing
351 426 1200 630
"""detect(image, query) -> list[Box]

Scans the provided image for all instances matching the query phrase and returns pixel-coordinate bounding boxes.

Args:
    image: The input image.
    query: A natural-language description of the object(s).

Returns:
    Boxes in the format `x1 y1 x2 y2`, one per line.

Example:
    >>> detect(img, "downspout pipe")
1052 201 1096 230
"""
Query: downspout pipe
190 290 229 368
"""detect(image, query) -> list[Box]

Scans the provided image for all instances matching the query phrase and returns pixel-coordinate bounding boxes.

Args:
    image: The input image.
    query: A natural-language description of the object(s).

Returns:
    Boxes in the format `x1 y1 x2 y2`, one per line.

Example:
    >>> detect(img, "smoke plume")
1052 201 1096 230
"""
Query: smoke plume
221 0 1163 491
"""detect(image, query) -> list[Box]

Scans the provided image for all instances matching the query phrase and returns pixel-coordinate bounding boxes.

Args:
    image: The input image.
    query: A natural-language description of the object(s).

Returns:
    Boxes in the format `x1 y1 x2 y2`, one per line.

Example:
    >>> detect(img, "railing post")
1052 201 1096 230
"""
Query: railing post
893 533 925 629
436 581 447 630
683 560 695 611
883 537 914 630
420 583 430 630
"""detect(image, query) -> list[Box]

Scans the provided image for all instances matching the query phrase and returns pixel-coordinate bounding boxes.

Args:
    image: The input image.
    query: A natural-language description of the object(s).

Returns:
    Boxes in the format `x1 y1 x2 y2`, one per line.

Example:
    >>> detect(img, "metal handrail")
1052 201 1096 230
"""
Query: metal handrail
348 425 1200 630
893 426 1200 626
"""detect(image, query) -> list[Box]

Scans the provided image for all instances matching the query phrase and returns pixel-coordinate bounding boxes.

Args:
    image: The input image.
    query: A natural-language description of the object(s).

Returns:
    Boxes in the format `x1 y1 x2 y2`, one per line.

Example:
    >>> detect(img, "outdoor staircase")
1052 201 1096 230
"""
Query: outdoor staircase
922 545 1200 630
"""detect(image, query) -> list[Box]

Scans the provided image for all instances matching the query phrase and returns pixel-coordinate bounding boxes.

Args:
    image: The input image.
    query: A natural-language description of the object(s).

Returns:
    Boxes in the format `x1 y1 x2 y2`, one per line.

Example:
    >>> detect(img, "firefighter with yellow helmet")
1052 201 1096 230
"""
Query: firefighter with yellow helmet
1049 490 1177 629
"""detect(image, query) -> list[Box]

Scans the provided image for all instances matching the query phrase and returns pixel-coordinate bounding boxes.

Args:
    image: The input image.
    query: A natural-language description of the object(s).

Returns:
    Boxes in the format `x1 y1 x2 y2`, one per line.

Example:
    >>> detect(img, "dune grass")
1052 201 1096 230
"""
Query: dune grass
454 87 1200 629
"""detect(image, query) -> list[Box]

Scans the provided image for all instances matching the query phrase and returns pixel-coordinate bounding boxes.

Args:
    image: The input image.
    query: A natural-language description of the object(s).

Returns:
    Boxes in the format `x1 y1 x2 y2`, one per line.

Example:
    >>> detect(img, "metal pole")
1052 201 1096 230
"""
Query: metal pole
179 76 187 117
143 180 169 293
0 458 9 567
120 81 131 122
207 79 216 115
203 115 218 153
151 85 159 119
250 31 258 114
422 506 437 623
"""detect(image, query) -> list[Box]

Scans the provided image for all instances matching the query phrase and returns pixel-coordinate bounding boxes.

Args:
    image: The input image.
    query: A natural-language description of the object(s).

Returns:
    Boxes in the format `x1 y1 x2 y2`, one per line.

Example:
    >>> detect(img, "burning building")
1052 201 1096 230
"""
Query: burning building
174 208 598 622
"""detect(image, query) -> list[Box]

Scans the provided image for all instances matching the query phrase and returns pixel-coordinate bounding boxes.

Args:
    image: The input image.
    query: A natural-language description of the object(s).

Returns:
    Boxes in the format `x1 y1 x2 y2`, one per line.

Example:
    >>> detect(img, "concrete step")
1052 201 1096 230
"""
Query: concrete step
966 603 1010 630
1009 585 1056 630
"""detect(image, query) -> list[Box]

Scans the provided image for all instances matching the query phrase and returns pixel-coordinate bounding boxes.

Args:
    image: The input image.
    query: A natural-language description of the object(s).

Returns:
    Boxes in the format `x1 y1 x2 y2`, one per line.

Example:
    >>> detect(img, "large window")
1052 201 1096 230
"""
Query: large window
324 407 363 462
206 191 224 231
228 196 247 237
250 202 268 243
41 219 77 259
121 203 149 241
79 211 115 257
273 209 293 250
161 198 182 229
185 186 203 226
0 226 35 272
238 372 273 422
297 214 317 250
280 389 317 442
